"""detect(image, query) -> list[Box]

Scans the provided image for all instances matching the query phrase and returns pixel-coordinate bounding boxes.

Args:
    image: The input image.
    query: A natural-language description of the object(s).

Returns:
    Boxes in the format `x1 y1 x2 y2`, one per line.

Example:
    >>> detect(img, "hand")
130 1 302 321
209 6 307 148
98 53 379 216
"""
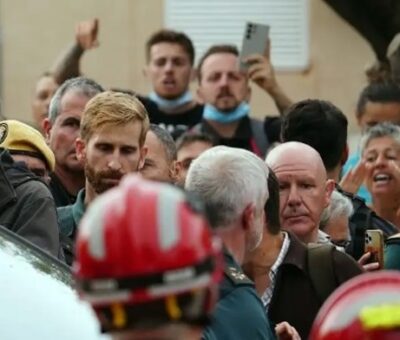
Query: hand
339 160 367 194
275 321 301 340
243 39 278 93
75 18 99 50
358 252 380 272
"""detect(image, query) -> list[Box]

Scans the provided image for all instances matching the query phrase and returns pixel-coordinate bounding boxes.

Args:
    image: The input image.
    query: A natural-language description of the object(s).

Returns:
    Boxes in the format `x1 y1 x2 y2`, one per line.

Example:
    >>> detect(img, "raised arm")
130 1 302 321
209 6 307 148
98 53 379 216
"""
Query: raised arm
51 18 99 84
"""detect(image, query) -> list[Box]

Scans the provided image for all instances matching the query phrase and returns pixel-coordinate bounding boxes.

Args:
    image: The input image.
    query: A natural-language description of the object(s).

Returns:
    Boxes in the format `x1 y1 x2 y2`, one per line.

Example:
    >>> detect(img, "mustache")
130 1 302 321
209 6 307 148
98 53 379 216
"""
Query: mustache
98 170 124 180
217 87 234 99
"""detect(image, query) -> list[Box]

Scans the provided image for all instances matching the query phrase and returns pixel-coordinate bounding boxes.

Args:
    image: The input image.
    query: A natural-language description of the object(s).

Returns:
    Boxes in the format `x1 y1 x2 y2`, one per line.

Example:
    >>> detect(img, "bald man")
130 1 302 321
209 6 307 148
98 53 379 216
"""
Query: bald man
266 142 335 243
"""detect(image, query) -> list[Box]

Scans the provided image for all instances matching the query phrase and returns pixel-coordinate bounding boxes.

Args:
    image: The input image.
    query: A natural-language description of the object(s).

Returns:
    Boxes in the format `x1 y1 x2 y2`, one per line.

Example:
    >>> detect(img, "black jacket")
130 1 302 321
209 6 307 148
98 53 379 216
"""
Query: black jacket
0 148 60 258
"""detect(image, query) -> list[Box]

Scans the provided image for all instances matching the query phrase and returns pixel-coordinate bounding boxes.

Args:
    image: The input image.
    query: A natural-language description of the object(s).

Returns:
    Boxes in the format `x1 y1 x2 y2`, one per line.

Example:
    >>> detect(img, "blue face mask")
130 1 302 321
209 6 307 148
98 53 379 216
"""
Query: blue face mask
203 102 250 123
149 91 193 111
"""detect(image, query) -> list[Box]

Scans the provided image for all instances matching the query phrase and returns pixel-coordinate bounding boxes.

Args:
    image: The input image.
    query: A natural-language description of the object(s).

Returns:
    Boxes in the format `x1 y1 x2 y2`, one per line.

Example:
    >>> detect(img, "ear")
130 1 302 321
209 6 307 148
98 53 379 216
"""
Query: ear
138 145 148 170
169 160 179 181
196 87 205 105
75 138 86 163
341 144 349 166
242 203 256 232
42 118 52 144
324 179 336 208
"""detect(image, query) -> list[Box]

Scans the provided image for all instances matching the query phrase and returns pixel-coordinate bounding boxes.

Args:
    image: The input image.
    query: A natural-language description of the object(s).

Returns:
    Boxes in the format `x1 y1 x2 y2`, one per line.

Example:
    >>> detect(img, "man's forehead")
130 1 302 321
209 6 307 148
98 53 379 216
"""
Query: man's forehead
202 53 239 72
150 42 189 58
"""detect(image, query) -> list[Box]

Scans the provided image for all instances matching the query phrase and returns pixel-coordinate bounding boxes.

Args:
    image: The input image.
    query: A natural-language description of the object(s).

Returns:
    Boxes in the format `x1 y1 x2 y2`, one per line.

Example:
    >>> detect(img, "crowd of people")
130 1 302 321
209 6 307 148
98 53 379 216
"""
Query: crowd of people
2 17 400 339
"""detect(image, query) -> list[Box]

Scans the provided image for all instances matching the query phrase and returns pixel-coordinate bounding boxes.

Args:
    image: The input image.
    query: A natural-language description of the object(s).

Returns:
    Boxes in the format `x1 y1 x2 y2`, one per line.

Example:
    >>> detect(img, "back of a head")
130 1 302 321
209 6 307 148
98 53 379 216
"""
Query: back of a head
281 99 348 172
311 271 400 340
176 131 216 154
149 124 177 162
75 174 223 333
357 82 400 119
185 146 269 229
48 76 104 123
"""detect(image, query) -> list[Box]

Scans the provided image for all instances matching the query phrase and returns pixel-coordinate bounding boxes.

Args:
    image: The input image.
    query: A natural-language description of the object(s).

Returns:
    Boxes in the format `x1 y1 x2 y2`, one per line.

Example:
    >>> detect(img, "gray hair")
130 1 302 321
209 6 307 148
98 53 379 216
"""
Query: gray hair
48 77 104 123
149 124 177 162
360 122 400 154
185 146 269 229
320 190 353 230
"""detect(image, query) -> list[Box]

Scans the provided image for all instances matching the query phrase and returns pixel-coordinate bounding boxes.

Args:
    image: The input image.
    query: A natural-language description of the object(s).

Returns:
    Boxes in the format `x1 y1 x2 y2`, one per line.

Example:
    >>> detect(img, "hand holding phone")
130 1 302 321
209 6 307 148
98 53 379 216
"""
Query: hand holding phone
364 229 384 269
239 22 270 72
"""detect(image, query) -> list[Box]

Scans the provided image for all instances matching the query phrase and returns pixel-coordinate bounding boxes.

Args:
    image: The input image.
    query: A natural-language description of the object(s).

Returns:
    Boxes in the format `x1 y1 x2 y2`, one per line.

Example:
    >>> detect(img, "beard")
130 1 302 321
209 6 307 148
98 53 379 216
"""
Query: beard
85 163 124 195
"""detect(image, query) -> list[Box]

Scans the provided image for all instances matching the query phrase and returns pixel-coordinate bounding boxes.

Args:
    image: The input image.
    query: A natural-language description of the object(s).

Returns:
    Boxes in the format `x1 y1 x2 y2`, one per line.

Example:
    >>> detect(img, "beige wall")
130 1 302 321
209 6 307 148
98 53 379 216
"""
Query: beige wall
1 0 374 136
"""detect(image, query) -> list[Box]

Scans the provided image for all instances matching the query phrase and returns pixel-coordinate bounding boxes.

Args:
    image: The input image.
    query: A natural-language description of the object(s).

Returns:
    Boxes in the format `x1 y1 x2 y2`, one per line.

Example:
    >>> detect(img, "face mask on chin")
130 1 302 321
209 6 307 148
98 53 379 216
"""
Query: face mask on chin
203 102 250 123
149 90 193 111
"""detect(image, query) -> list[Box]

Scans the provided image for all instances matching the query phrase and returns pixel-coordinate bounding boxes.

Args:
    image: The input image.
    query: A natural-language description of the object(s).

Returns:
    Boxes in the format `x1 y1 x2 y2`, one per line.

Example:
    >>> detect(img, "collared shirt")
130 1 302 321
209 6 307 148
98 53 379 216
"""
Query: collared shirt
57 189 86 238
261 232 290 309
49 172 77 207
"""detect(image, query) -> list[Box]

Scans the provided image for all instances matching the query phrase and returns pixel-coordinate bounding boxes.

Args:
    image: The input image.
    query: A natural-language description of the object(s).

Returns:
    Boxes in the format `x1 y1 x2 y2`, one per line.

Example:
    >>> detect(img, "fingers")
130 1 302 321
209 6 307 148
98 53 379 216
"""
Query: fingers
275 321 301 340
339 160 367 194
76 18 99 50
243 54 266 69
358 251 371 265
363 262 380 272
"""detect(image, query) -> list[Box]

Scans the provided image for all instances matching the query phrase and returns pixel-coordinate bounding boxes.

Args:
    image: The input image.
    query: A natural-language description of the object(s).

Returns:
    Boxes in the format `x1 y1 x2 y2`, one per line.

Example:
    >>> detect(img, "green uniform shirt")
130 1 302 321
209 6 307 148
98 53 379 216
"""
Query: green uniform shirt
202 250 276 340
57 189 86 238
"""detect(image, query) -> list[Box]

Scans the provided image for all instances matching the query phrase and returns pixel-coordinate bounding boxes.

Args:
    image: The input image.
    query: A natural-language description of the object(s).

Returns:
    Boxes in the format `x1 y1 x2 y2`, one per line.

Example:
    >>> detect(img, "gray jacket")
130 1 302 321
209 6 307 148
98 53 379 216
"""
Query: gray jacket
0 149 60 257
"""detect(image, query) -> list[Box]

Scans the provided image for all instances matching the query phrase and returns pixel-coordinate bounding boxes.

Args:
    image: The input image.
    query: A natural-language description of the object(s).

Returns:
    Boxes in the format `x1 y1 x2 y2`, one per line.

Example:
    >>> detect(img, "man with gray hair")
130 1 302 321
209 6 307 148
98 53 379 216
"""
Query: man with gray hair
320 190 353 250
185 146 276 339
140 124 177 183
42 76 104 207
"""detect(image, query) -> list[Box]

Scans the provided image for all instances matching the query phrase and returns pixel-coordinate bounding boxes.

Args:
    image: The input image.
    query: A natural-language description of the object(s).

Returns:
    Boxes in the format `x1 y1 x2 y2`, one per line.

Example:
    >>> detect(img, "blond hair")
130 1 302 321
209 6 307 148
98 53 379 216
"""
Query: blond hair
80 91 150 145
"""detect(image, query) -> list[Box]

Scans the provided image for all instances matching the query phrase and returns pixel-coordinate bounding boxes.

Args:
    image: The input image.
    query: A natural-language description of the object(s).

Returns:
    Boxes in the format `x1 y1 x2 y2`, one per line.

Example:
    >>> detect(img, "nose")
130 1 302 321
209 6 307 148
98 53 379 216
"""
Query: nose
164 60 174 72
107 151 122 171
218 73 229 87
375 153 388 169
287 185 301 207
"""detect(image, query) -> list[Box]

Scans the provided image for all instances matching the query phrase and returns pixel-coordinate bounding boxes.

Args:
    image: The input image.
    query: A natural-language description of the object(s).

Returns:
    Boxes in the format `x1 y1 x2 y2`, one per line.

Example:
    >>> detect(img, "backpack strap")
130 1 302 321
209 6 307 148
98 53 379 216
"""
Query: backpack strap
307 243 336 304
250 119 269 158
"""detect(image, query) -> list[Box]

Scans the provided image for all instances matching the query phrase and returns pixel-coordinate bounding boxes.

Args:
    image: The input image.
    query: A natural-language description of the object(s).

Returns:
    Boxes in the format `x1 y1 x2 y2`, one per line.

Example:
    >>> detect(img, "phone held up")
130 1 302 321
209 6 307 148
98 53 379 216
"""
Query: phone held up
364 229 384 269
239 22 270 72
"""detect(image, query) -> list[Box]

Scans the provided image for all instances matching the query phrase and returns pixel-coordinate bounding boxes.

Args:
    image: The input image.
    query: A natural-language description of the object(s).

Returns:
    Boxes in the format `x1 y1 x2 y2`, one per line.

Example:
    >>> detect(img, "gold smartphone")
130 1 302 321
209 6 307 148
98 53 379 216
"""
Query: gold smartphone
364 229 384 268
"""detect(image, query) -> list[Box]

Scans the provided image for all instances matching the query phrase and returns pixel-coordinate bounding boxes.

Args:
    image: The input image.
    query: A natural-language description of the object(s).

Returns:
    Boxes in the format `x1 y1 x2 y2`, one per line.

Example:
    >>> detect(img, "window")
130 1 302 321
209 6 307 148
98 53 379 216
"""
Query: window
165 0 309 71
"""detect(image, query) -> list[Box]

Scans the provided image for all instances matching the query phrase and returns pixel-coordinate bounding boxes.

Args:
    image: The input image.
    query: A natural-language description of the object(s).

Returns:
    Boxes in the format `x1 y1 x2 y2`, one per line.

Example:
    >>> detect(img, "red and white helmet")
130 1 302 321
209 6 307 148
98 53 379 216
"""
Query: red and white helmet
310 271 400 340
74 174 223 332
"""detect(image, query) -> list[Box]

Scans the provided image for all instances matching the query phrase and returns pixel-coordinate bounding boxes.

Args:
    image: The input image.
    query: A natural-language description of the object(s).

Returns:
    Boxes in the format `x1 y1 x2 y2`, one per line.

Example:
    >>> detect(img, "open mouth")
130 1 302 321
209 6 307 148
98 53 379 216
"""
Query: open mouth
163 79 176 88
373 173 392 184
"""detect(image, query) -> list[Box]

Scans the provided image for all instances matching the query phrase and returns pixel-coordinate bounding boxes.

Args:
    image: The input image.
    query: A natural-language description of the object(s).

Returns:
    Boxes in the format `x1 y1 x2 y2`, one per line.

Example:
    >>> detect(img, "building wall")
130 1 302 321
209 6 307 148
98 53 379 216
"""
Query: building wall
0 0 374 137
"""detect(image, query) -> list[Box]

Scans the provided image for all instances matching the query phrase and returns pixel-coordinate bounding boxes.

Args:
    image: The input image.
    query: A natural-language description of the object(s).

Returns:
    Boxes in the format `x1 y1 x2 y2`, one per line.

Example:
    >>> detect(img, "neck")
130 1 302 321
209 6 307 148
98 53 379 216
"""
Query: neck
373 196 400 228
84 180 97 206
243 230 284 278
242 230 284 296
206 119 240 138
54 165 84 196
218 225 245 265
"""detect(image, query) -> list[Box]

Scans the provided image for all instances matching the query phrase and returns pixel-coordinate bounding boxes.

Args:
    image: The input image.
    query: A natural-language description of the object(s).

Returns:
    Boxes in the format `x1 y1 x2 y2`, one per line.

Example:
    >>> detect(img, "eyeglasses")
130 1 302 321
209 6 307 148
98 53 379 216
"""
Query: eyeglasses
332 239 351 249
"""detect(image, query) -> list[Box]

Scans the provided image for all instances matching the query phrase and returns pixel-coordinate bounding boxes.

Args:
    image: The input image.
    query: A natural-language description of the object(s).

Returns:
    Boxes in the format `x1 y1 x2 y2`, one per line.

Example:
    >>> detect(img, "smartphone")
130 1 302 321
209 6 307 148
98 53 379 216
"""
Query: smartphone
364 229 384 268
239 22 270 71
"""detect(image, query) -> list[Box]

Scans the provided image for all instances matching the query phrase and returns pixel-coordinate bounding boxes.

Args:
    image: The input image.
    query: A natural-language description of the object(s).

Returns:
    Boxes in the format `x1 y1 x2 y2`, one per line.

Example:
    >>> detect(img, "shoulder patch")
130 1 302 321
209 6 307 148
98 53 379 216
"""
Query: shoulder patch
224 266 253 285
0 122 8 144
